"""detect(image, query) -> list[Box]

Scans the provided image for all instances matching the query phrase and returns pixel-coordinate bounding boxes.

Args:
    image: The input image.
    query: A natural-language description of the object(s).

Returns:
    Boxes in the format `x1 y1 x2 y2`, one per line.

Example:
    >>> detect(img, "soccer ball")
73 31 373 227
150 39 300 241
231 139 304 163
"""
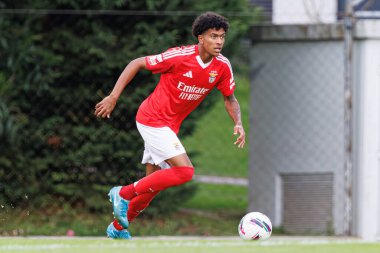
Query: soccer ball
238 212 272 240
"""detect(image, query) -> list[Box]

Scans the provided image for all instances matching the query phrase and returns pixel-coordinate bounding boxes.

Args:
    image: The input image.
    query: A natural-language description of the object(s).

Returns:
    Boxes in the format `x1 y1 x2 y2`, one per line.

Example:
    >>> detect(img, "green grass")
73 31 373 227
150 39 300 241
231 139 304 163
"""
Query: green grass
132 211 240 236
0 238 379 253
182 75 249 178
182 183 248 213
1 183 247 237
0 208 111 237
1 209 240 237
132 183 248 236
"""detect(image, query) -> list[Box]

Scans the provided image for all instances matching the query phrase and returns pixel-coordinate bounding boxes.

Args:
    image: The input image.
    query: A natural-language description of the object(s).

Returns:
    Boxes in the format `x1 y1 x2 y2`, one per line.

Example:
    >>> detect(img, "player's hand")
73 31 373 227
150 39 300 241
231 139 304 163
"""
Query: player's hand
233 124 245 148
94 94 117 118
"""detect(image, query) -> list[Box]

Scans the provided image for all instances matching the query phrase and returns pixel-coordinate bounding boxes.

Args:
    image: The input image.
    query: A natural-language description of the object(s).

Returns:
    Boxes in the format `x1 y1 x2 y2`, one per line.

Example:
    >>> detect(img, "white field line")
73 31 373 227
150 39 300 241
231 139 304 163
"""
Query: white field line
193 175 248 186
0 239 370 252
0 235 373 251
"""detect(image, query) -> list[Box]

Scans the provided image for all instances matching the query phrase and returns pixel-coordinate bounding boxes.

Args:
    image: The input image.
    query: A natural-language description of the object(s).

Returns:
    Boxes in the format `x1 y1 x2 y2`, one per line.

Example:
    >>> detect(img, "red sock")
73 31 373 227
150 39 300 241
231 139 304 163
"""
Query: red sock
120 166 194 200
113 220 124 231
119 184 137 200
127 191 160 222
112 192 159 229
134 166 193 195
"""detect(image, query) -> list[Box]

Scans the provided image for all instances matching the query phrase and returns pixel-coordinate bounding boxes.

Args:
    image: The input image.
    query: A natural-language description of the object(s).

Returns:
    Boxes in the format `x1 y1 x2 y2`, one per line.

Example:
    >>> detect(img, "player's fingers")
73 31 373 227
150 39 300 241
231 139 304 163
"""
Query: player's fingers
94 105 105 116
94 107 101 116
101 108 111 118
234 141 244 148
234 133 246 148
234 139 244 148
239 139 245 148
95 107 108 118
234 131 241 140
234 138 242 145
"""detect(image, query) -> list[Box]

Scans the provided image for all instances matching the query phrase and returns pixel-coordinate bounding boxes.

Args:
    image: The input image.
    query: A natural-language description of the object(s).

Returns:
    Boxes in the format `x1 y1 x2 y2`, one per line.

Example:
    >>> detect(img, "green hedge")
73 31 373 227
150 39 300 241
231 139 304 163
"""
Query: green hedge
0 0 255 215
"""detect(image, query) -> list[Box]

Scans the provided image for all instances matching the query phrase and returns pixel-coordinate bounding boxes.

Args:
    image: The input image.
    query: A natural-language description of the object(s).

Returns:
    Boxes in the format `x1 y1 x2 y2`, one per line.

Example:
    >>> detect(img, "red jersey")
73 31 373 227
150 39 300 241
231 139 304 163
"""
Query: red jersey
136 44 235 134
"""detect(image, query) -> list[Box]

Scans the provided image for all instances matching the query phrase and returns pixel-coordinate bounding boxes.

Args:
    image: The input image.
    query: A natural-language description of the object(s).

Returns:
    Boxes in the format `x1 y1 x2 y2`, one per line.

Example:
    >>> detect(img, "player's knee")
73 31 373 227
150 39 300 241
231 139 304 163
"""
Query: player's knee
177 166 194 183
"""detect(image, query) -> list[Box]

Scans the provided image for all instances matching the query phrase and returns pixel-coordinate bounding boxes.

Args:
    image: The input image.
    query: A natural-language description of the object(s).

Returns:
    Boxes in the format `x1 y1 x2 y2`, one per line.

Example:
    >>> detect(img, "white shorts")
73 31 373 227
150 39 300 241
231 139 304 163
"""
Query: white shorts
136 121 186 169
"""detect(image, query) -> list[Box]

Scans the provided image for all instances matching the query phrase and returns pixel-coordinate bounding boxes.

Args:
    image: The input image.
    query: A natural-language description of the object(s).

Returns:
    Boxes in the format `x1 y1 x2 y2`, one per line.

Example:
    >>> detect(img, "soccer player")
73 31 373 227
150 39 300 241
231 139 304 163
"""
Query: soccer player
95 11 245 239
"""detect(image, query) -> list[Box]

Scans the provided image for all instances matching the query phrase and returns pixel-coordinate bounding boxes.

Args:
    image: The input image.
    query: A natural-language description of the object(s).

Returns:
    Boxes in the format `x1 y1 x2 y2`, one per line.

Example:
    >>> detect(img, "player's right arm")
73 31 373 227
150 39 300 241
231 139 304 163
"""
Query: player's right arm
95 57 146 118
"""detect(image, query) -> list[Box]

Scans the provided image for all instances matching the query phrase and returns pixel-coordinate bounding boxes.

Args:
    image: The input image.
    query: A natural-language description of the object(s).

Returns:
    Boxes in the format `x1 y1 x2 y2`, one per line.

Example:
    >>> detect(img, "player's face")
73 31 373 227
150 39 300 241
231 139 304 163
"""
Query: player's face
199 28 226 57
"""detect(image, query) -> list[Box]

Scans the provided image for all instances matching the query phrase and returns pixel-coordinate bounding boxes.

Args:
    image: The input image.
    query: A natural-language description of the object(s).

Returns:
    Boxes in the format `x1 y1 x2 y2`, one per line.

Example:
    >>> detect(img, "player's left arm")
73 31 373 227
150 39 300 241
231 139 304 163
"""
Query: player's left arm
224 94 245 148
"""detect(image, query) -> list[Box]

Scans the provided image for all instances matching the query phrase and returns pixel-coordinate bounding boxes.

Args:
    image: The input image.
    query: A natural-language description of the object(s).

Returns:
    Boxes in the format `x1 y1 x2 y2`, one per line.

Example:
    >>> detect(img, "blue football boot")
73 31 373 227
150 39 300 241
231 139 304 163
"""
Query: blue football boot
106 222 132 239
108 186 130 228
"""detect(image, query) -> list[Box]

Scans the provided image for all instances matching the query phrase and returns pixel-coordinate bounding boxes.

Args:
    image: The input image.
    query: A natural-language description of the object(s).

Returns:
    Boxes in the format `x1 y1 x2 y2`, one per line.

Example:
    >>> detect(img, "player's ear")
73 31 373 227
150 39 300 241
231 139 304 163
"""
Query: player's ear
198 34 204 45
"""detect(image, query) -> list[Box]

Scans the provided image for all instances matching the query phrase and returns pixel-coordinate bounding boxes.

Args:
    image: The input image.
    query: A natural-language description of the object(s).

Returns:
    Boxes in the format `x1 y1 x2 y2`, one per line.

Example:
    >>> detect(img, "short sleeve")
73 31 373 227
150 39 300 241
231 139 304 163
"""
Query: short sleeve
145 53 172 74
145 46 187 74
216 63 235 96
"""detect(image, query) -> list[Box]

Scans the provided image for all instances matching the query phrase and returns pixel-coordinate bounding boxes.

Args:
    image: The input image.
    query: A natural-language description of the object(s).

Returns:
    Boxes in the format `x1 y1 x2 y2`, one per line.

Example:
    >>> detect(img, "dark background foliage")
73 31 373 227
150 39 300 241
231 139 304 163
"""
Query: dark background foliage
0 0 254 215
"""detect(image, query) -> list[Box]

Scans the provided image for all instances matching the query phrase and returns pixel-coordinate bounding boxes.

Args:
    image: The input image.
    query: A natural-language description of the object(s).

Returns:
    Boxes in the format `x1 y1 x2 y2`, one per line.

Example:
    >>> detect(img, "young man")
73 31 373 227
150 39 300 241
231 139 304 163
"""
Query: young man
95 12 245 239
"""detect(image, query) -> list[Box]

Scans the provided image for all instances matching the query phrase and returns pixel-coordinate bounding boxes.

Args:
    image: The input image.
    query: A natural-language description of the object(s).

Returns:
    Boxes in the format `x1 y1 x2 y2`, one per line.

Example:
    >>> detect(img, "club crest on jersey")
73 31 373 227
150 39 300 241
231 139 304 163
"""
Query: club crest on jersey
148 54 163 66
209 70 218 83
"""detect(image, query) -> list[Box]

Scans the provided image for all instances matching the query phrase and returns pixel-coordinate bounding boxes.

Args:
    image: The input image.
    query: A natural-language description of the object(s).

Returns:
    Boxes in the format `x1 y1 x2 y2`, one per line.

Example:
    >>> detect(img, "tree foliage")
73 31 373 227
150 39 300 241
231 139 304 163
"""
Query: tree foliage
0 0 255 214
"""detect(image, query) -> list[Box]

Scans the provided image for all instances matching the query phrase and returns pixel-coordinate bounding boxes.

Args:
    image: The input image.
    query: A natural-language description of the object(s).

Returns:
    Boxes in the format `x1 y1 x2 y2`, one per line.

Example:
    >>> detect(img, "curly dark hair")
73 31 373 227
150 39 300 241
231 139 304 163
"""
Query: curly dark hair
192 12 229 38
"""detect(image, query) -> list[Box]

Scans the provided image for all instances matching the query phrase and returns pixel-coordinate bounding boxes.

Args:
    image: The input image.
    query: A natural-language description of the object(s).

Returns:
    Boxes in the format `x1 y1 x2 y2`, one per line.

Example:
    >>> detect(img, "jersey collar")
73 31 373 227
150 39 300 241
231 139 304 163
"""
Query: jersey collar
195 45 213 69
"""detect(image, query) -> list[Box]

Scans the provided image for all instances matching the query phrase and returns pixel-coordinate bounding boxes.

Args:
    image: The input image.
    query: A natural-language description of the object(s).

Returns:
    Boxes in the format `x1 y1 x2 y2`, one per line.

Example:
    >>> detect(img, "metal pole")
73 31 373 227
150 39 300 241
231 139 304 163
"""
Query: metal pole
343 0 354 236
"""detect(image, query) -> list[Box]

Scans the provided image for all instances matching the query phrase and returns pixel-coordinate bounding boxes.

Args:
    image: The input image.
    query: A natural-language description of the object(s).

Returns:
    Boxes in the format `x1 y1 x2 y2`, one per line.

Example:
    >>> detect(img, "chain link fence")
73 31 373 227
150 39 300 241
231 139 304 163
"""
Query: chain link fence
249 36 346 235
249 0 380 239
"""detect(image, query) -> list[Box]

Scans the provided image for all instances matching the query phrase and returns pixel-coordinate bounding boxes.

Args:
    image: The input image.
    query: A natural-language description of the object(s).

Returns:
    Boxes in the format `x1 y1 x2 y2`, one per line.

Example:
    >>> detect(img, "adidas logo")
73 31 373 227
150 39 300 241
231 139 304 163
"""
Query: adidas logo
183 71 193 78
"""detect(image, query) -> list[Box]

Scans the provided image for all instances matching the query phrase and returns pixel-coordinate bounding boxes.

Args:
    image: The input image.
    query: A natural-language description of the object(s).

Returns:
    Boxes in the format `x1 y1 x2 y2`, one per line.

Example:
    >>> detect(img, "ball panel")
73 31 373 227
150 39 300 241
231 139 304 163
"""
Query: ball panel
238 212 272 240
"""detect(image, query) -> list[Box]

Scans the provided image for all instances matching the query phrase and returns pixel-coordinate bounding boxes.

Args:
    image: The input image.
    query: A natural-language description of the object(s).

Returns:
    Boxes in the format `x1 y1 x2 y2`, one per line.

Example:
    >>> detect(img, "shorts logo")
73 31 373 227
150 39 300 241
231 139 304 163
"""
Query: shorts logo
148 54 163 66
173 142 181 150
209 70 218 83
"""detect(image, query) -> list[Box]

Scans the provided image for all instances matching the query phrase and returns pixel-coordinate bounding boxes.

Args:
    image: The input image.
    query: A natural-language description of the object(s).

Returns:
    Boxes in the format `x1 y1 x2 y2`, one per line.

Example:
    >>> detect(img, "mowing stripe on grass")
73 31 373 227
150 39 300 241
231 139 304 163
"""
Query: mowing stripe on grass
0 237 379 253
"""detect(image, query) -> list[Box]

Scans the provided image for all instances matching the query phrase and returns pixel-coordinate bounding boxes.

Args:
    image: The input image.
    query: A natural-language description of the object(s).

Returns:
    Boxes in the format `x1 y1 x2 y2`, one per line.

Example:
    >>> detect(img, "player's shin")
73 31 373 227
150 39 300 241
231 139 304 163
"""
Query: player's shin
127 191 160 222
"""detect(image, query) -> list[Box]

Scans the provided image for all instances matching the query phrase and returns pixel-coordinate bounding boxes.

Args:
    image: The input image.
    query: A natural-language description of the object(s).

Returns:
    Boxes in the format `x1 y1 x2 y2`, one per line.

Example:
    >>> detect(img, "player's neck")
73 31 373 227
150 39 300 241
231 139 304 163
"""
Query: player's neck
197 43 213 64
